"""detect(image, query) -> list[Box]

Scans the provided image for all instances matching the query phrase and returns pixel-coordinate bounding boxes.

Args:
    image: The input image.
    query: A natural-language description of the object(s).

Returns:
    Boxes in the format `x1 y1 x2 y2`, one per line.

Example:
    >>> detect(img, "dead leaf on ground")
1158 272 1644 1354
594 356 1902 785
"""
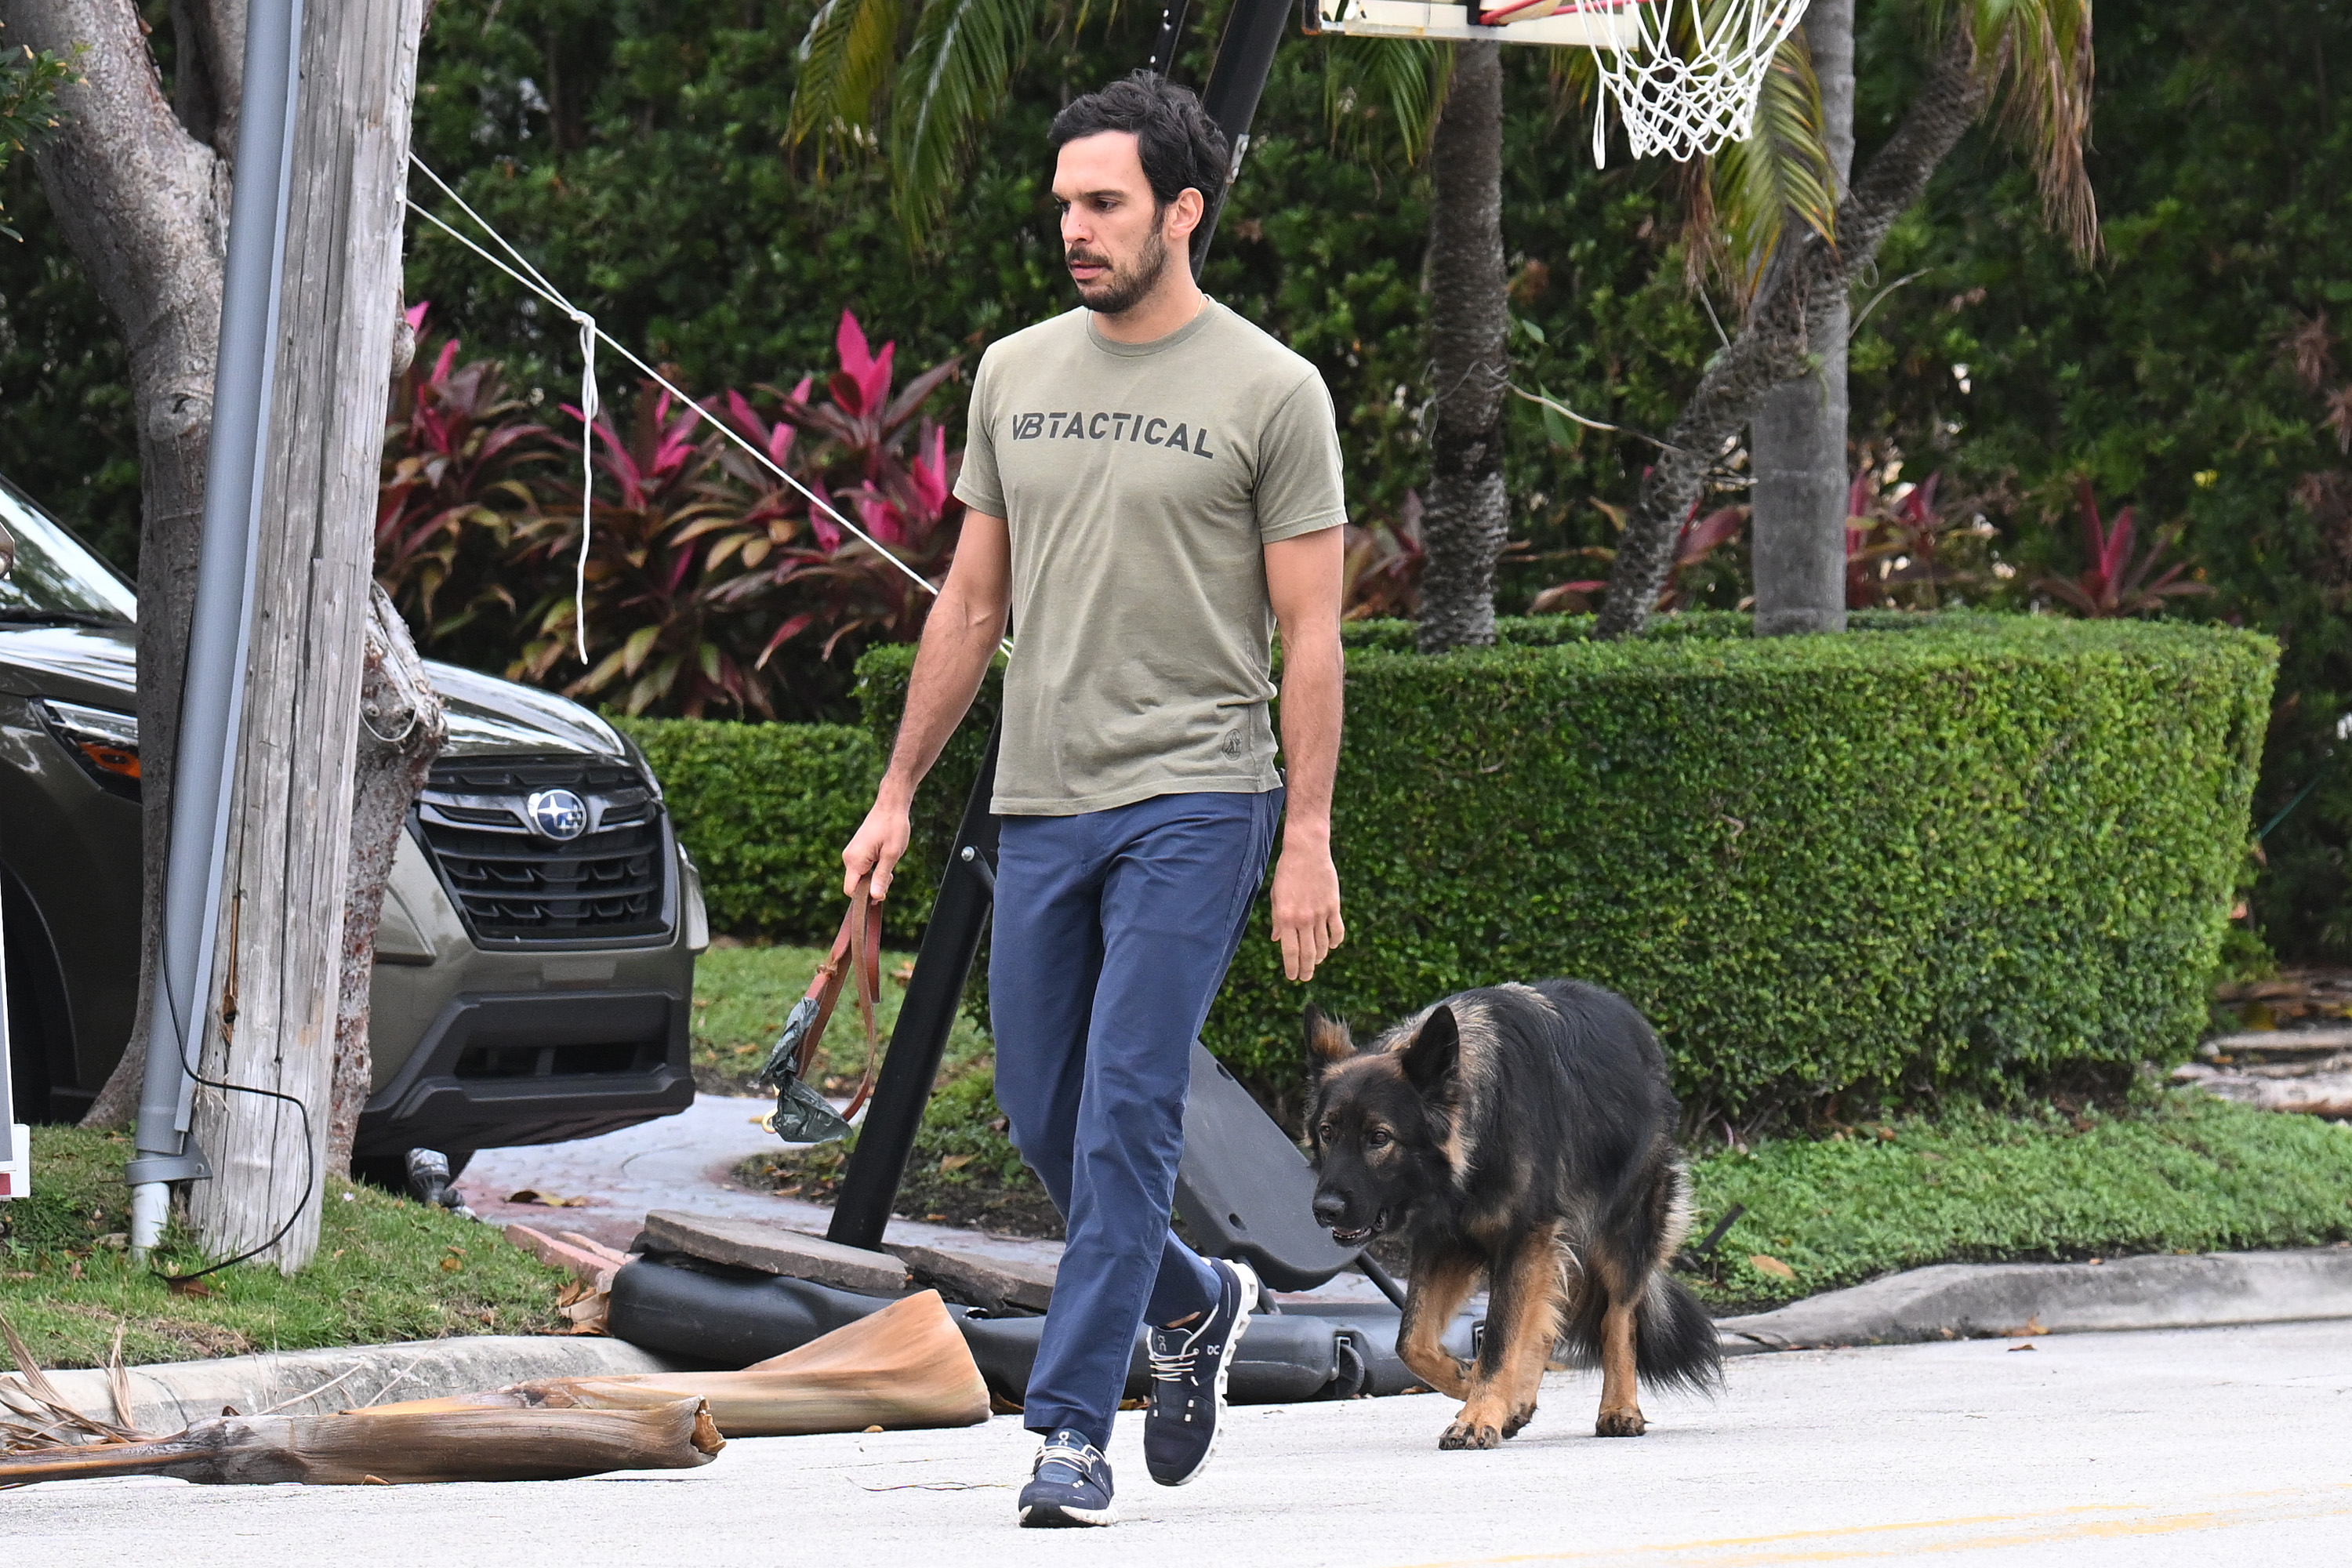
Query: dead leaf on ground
938 1154 974 1172
1748 1254 1796 1280
506 1190 591 1208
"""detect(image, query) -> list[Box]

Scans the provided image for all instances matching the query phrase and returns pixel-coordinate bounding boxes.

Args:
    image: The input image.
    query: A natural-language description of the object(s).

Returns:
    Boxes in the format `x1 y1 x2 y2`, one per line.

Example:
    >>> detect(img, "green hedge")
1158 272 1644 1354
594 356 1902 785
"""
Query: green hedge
615 717 934 942
858 613 2275 1115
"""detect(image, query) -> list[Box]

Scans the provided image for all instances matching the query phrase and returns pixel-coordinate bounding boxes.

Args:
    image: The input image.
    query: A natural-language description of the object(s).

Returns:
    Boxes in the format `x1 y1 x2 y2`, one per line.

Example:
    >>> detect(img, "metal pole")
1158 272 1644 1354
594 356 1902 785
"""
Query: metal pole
126 0 305 1257
1190 0 1294 278
1 866 18 1200
823 0 1298 1248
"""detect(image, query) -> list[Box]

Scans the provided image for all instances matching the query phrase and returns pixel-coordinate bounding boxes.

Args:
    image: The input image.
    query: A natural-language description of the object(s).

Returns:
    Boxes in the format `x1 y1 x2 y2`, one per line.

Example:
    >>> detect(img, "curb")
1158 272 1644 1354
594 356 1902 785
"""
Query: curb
1715 1247 2352 1356
20 1334 694 1434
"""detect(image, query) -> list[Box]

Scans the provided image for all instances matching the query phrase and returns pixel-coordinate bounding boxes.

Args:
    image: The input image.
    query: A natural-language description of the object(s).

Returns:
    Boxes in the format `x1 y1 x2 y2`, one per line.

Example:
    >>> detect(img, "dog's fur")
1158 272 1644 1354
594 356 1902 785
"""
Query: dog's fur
1305 980 1721 1449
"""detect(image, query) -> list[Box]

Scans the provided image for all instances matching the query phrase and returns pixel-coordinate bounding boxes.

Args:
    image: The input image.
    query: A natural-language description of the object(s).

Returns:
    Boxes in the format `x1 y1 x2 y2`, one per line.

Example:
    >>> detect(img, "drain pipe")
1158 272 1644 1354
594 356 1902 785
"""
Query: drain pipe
126 0 304 1260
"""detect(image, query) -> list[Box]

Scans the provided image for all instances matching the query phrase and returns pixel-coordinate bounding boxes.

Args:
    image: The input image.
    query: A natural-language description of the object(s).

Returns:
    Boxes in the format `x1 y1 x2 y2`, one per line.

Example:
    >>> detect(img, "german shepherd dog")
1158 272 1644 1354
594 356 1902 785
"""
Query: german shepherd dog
1305 981 1720 1448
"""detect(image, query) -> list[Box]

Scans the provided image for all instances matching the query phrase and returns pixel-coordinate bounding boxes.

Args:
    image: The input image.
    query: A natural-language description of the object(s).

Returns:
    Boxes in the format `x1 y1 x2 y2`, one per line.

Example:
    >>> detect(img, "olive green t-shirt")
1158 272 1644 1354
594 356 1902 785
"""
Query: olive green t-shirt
955 299 1347 815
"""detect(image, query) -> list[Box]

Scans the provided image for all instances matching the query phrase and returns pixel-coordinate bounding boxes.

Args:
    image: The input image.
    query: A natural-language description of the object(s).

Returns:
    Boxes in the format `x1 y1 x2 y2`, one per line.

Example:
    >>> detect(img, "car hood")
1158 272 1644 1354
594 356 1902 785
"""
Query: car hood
0 621 625 762
425 659 627 760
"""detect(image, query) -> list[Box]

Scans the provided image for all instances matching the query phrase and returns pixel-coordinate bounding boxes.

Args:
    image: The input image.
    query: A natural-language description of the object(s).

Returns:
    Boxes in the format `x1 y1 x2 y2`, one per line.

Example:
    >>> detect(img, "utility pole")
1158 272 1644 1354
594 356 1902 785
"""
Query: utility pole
173 0 430 1270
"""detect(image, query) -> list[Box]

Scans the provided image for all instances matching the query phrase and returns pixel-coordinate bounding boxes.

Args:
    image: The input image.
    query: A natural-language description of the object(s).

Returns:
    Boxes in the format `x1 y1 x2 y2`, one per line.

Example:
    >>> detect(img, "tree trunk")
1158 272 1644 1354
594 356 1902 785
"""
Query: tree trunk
328 585 446 1177
2 0 232 1131
1417 41 1510 654
1750 0 1857 637
187 0 429 1269
1599 27 1987 637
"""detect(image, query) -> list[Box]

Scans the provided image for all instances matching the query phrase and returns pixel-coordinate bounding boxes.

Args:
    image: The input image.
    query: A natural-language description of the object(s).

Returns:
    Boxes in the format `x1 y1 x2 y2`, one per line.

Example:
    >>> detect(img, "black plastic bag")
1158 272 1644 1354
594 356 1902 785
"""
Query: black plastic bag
757 996 854 1145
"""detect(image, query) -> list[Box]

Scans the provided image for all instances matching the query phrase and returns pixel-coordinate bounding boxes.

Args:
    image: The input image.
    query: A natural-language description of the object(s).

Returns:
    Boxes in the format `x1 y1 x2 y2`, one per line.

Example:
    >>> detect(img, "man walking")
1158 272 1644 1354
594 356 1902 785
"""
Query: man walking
840 73 1347 1526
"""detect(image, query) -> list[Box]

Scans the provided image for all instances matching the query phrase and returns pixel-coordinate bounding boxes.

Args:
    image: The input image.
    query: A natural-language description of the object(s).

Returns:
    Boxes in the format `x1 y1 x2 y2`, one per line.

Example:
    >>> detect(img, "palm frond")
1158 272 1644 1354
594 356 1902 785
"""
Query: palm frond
1704 31 1837 307
888 0 1049 240
1319 35 1454 166
1925 0 2098 257
789 0 908 167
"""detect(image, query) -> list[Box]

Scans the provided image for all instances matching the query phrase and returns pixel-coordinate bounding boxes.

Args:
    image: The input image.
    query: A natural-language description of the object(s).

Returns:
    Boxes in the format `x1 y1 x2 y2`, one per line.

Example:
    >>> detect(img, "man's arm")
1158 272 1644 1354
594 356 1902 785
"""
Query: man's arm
841 513 1011 901
1264 526 1346 982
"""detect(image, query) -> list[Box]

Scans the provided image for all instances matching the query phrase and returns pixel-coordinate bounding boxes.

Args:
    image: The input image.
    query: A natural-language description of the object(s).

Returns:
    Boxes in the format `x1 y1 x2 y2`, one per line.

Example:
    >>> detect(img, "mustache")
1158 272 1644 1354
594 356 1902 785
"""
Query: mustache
1065 247 1112 270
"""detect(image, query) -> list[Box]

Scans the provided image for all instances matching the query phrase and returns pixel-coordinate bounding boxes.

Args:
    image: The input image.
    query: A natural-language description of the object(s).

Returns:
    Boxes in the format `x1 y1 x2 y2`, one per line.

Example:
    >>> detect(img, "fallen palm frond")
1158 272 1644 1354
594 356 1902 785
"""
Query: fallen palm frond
0 1398 721 1486
2 1305 720 1487
352 1288 989 1437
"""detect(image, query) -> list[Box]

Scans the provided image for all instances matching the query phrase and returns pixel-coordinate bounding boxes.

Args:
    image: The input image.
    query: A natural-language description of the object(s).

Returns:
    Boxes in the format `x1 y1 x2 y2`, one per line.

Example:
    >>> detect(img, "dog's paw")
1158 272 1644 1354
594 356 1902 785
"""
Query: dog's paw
1501 1404 1537 1439
1594 1406 1648 1438
1439 1419 1504 1450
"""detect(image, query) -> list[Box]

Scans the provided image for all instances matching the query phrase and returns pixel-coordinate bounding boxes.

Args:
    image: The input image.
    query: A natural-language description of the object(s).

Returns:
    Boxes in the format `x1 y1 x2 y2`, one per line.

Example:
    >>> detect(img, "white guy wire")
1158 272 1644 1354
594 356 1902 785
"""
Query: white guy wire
404 155 943 614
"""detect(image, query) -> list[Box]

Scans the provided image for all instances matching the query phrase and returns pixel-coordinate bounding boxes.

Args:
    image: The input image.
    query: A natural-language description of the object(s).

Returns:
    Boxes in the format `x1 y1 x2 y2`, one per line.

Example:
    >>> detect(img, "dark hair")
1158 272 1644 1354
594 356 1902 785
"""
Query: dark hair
1047 71 1231 216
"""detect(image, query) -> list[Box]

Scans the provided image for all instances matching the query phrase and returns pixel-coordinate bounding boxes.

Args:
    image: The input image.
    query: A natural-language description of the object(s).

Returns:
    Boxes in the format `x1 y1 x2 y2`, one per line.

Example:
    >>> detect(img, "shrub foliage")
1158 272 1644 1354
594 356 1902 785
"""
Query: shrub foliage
616 716 931 942
860 614 2274 1115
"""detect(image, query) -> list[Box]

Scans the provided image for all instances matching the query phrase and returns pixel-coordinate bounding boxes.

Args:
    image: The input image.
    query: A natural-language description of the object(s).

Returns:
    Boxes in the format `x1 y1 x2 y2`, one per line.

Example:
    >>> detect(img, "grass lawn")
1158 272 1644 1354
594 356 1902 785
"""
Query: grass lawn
0 1127 573 1370
690 939 994 1097
1684 1091 2352 1312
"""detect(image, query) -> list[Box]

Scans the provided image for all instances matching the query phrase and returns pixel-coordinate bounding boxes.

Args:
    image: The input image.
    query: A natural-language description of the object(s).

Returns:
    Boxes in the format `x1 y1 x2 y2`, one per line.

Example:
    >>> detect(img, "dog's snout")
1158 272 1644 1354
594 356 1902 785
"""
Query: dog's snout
1311 1191 1348 1228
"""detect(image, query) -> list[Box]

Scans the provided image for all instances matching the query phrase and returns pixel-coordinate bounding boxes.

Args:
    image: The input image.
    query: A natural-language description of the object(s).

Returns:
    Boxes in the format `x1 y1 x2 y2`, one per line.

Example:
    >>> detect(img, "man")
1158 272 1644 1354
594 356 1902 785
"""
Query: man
840 73 1347 1527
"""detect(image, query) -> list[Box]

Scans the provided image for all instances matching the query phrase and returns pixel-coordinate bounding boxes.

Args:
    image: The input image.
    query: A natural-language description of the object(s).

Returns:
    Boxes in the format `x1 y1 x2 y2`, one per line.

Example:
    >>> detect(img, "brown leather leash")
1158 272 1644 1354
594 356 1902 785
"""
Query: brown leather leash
790 886 885 1122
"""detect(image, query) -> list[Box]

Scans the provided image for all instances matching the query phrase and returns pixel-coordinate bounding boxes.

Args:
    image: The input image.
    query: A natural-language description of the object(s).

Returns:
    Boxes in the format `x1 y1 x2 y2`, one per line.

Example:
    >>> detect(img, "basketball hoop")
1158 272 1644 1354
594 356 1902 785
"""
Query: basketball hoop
1309 0 1809 166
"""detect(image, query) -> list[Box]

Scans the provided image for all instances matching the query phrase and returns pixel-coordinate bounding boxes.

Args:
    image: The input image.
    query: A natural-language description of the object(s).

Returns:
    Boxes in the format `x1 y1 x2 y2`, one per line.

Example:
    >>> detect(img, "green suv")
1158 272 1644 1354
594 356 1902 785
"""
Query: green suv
1 476 706 1179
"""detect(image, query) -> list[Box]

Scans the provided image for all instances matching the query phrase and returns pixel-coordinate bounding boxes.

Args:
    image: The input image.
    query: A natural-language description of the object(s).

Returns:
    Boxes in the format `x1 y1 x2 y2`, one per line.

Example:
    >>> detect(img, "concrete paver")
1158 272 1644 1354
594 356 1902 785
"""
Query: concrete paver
455 1093 1391 1303
15 1319 2350 1566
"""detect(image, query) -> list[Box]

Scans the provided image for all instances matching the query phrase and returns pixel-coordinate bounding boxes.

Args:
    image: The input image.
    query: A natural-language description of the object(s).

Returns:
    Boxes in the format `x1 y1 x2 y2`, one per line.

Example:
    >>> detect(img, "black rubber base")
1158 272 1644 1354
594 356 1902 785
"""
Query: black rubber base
606 1255 1483 1403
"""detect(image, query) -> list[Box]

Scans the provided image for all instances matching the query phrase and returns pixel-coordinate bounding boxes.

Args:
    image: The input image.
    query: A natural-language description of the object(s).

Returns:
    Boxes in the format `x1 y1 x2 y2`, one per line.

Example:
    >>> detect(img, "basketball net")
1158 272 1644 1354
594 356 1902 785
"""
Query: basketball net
1480 0 1810 165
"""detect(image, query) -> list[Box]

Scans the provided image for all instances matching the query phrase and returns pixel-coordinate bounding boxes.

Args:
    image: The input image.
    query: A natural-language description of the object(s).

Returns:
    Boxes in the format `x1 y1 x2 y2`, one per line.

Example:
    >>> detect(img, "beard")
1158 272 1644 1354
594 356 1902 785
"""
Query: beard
1067 225 1173 316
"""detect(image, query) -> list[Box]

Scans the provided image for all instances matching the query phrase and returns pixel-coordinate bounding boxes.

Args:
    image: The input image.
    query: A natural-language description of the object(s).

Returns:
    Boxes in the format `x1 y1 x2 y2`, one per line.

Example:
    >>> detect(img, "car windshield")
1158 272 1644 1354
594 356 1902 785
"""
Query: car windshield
0 477 137 623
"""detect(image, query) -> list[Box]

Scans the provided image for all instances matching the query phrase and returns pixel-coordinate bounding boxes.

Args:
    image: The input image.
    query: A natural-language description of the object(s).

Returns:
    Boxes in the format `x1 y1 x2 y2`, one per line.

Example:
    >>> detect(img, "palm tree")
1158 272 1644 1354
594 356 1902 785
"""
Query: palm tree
1418 42 1512 652
1747 0 1855 637
1597 0 2098 636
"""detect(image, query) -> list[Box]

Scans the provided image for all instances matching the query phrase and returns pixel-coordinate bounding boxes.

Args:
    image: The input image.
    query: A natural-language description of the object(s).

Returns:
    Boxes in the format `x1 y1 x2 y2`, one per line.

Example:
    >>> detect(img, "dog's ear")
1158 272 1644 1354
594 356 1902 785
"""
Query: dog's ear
1399 1005 1460 1094
1304 1004 1356 1072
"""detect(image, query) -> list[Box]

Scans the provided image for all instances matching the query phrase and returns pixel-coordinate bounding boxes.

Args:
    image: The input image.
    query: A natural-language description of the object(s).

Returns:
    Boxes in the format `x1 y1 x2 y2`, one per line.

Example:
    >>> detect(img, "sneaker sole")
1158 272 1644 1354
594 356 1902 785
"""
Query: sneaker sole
1156 1261 1258 1488
1020 1501 1119 1527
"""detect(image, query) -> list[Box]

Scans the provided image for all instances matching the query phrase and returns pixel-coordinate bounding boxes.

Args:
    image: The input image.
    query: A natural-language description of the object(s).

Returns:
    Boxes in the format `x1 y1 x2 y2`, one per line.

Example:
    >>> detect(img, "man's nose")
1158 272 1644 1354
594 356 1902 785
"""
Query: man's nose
1312 1191 1348 1228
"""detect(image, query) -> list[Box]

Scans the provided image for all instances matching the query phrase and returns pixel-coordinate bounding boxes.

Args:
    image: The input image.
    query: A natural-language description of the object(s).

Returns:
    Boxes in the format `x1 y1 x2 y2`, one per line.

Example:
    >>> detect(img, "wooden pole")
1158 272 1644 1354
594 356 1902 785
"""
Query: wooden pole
187 0 430 1269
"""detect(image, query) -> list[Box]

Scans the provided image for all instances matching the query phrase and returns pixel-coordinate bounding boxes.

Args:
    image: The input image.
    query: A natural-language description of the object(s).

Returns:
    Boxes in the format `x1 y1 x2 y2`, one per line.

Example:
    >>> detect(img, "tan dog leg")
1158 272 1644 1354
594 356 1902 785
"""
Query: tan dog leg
1498 1252 1565 1439
1399 1249 1483 1401
1444 1229 1563 1451
1595 1294 1646 1436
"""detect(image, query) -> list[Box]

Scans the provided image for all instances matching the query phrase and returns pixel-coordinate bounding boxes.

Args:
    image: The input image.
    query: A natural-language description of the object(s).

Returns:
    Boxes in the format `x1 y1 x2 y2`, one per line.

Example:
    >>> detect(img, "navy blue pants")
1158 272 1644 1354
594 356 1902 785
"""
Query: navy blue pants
989 788 1283 1448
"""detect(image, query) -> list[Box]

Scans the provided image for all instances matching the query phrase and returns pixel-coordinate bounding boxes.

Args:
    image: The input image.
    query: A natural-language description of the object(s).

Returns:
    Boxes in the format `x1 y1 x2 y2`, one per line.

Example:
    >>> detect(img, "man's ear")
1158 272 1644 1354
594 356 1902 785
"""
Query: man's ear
1399 1006 1460 1094
1167 185 1205 246
1304 1004 1356 1073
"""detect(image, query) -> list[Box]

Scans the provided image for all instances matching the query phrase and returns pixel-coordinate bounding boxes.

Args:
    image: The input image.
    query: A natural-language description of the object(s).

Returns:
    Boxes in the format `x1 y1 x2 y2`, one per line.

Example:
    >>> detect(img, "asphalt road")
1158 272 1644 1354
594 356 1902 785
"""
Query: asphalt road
13 1319 2350 1566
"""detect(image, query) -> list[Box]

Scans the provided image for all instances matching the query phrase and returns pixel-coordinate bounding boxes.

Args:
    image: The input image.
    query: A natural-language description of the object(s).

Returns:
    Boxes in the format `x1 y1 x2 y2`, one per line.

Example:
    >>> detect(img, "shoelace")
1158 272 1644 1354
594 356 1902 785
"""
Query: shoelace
1036 1436 1102 1479
1148 1318 1211 1388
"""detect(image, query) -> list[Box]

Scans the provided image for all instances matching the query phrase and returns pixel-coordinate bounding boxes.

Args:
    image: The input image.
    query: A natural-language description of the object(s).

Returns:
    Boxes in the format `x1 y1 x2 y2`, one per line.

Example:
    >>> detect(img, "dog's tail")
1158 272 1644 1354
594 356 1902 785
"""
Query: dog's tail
1555 1262 1723 1395
1635 1269 1723 1395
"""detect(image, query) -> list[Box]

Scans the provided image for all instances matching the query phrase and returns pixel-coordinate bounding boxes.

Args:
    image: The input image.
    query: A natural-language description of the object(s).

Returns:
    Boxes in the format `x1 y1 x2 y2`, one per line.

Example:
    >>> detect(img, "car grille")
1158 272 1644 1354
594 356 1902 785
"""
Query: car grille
413 757 673 945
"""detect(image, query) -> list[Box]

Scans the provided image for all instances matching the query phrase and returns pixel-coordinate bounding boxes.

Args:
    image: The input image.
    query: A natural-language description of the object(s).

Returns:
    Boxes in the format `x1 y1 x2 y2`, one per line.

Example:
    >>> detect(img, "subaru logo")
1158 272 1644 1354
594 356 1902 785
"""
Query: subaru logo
525 788 590 841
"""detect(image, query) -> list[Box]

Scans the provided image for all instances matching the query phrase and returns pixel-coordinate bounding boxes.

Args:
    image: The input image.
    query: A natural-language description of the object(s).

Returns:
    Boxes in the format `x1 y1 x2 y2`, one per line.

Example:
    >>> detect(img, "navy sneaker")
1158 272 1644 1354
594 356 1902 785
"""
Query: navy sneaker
1018 1428 1117 1527
1143 1258 1258 1486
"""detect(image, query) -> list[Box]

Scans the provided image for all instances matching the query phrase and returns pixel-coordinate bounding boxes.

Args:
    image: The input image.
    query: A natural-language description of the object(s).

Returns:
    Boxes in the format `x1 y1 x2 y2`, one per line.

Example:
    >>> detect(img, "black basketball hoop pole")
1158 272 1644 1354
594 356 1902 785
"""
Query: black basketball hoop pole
824 0 1297 1250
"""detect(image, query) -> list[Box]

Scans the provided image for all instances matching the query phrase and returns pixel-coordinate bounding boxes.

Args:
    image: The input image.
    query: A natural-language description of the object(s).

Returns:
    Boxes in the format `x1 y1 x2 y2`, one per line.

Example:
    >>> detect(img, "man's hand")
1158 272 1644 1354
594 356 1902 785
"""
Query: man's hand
1270 836 1345 983
842 793 913 902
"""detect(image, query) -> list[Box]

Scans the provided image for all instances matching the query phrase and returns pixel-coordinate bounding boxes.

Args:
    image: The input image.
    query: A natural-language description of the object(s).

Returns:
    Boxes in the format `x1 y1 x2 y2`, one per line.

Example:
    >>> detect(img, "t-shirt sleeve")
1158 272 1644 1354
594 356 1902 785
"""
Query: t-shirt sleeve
953 351 1007 517
1254 370 1348 543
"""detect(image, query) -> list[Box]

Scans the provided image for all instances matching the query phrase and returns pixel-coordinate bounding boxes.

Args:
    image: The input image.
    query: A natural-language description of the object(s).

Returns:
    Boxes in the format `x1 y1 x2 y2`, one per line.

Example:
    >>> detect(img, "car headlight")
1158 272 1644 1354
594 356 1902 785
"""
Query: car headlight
35 697 141 792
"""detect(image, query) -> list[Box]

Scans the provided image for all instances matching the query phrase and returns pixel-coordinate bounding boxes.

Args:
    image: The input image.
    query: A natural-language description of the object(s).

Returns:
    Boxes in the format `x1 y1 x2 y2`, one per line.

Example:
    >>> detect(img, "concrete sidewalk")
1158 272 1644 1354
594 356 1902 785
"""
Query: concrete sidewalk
14 1318 2350 1566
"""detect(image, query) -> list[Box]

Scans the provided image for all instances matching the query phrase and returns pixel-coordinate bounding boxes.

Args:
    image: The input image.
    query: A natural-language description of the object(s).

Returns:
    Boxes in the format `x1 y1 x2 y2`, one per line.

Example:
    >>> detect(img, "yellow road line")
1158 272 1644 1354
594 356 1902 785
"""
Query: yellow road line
1402 1486 2352 1566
